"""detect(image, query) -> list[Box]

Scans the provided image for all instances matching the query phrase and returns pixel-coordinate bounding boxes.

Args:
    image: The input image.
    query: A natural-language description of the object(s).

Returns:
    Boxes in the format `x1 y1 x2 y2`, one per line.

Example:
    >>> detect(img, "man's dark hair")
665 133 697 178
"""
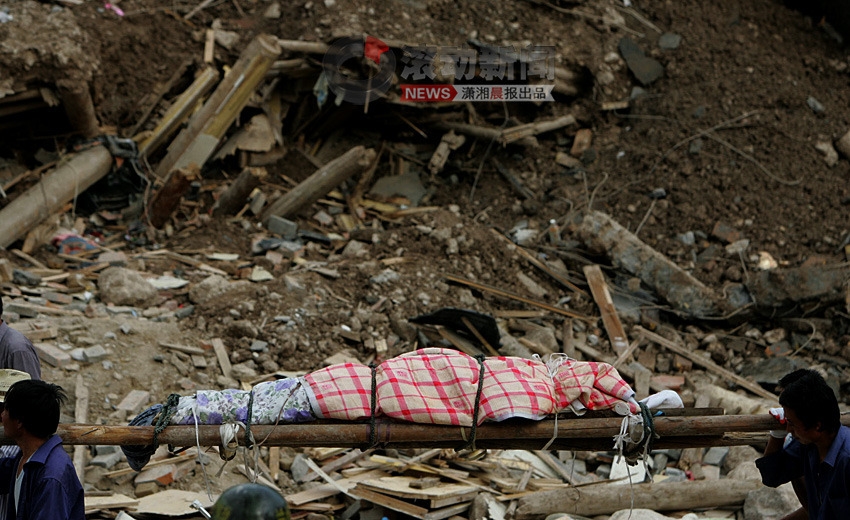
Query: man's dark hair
779 369 840 433
777 368 811 392
4 380 66 439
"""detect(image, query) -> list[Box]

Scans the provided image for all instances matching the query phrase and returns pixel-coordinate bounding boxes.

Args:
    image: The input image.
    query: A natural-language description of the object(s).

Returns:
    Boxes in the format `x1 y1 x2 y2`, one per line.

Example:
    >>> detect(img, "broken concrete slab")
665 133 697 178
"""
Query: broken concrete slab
746 263 850 308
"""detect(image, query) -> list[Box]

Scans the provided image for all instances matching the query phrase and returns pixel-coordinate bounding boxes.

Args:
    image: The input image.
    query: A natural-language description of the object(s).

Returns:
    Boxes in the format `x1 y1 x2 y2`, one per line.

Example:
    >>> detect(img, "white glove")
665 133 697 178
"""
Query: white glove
769 407 787 439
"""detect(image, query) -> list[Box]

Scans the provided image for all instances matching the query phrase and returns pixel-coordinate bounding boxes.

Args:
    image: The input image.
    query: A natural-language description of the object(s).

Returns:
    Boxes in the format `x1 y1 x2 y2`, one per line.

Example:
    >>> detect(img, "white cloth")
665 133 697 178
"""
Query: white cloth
639 389 684 410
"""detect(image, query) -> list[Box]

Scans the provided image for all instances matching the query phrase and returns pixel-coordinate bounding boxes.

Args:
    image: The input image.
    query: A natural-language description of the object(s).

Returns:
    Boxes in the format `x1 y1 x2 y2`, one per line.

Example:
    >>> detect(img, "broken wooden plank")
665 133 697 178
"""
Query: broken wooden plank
572 210 727 319
583 264 629 356
636 326 777 400
358 476 477 508
210 338 233 380
260 146 377 224
155 34 281 178
0 146 113 248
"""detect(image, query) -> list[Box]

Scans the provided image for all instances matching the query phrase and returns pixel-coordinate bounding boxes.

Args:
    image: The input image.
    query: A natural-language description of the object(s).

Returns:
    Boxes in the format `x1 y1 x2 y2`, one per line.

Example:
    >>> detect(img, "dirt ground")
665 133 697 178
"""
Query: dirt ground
2 0 850 509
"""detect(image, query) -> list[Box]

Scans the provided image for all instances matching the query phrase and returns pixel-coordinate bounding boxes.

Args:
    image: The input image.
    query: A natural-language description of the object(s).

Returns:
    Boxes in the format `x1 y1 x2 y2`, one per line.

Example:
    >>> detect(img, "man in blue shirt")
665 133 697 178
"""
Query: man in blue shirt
756 369 850 520
0 379 84 520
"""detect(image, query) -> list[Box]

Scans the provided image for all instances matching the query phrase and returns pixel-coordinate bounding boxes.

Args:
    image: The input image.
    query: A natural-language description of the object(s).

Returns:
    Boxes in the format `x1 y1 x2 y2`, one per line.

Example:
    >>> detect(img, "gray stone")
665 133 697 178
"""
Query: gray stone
370 269 400 285
723 445 762 474
702 446 729 467
369 171 426 207
250 340 269 352
188 274 253 304
175 305 194 319
658 32 682 50
97 267 157 307
4 303 37 319
12 269 41 286
267 215 298 240
743 483 800 520
739 357 807 389
806 96 825 114
230 362 258 381
83 345 108 362
688 138 704 154
618 37 664 86
90 450 123 469
290 453 311 482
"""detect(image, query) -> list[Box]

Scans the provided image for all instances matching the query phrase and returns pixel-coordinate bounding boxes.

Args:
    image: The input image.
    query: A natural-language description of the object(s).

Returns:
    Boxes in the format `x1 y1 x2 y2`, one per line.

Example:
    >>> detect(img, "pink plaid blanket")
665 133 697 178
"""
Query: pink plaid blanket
304 348 637 425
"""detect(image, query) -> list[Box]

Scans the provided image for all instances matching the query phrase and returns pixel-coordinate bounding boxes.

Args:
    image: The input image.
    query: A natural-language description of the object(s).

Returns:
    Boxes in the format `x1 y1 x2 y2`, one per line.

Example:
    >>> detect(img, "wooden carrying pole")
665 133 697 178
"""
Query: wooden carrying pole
0 146 113 249
8 413 829 449
155 34 281 179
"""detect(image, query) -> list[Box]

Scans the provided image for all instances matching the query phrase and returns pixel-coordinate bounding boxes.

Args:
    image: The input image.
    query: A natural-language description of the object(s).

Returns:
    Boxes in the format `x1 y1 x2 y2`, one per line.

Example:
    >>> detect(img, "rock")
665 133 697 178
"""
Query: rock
12 269 41 286
618 37 664 86
98 267 157 307
727 460 761 480
806 96 825 114
227 319 258 339
658 32 682 50
516 272 548 298
231 362 258 381
835 128 850 158
188 275 253 304
815 140 839 166
267 215 298 239
743 483 800 520
370 269 400 284
723 445 762 474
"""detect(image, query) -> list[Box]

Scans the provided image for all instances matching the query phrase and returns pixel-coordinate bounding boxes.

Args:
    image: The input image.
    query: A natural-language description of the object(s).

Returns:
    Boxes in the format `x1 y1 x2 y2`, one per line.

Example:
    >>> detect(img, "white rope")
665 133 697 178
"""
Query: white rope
191 400 213 501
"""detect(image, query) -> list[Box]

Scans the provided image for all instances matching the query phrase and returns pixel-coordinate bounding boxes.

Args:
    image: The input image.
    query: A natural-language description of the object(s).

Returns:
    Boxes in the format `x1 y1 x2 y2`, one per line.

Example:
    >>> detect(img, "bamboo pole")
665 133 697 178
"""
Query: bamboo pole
155 35 281 179
57 80 100 138
0 146 113 248
7 413 821 448
137 66 219 159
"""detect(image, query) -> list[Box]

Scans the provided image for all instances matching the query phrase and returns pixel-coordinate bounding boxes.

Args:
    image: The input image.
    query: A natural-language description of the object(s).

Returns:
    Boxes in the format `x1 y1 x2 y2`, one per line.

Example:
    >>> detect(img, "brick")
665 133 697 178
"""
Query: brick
4 303 39 319
33 343 73 368
116 390 150 413
90 450 123 469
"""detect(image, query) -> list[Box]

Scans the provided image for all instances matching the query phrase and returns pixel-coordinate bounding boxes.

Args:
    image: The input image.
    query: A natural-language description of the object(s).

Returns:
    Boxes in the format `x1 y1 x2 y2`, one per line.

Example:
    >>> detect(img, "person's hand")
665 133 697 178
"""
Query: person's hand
769 407 787 439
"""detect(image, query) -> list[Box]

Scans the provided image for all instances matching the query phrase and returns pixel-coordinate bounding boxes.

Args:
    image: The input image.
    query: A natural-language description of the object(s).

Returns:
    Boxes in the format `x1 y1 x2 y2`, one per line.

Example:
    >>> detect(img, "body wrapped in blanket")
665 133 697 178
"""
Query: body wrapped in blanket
122 348 682 470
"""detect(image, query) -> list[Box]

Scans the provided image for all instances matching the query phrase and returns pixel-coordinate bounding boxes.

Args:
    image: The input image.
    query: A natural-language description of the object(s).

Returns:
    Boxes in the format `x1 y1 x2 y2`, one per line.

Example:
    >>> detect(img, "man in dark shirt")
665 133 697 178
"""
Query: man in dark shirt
756 369 850 520
0 378 84 520
0 299 41 381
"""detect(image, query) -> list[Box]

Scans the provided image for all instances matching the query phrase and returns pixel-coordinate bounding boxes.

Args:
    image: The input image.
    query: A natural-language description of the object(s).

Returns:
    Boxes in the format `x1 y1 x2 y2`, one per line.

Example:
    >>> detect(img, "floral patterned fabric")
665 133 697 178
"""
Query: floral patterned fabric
170 377 315 425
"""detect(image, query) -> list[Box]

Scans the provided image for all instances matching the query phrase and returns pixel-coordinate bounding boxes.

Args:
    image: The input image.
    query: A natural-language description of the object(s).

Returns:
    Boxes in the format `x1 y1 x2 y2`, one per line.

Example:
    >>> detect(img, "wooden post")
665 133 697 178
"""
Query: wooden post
0 146 113 249
146 167 198 229
513 479 762 518
260 146 376 224
573 211 728 319
212 167 268 216
155 34 281 179
57 80 100 138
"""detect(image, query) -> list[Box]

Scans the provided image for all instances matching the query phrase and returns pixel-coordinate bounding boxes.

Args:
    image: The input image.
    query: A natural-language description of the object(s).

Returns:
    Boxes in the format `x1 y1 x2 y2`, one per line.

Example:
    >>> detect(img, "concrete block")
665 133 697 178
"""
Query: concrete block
33 343 73 368
116 390 150 413
82 345 108 362
90 450 123 469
